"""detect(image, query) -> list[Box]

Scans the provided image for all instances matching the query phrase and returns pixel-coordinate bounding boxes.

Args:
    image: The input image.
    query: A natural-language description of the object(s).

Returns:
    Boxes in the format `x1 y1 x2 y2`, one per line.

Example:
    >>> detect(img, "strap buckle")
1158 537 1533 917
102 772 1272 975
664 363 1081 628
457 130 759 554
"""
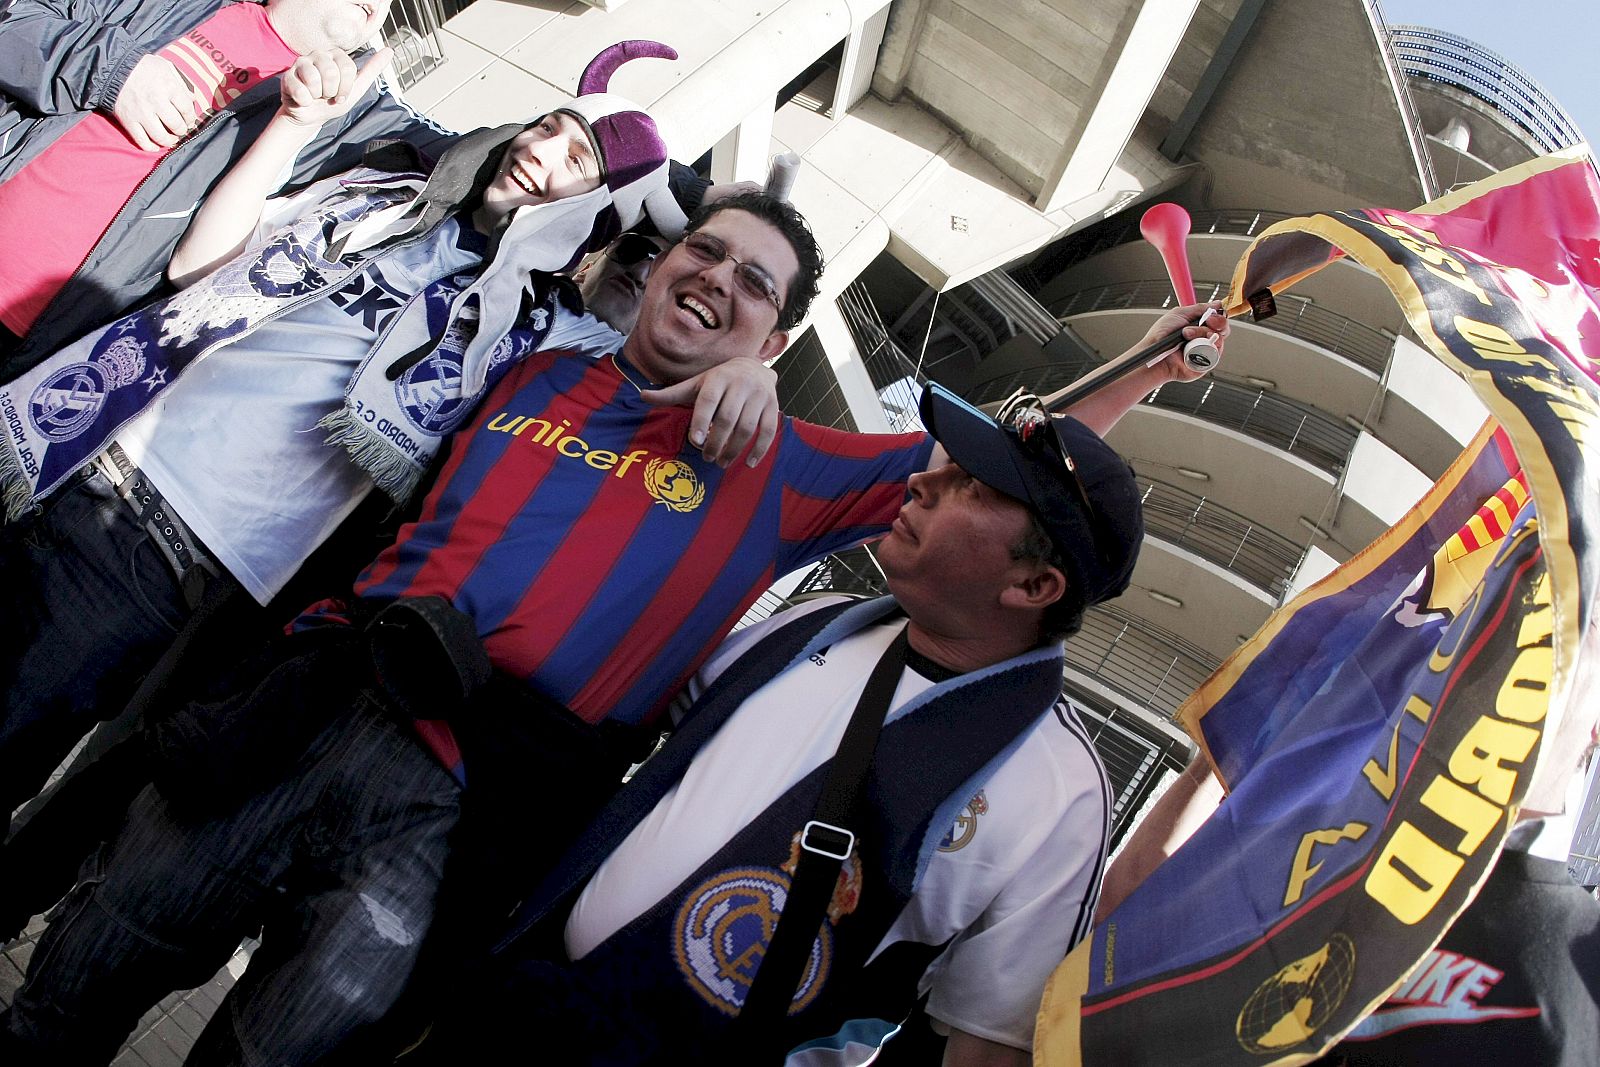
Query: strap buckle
800 820 855 861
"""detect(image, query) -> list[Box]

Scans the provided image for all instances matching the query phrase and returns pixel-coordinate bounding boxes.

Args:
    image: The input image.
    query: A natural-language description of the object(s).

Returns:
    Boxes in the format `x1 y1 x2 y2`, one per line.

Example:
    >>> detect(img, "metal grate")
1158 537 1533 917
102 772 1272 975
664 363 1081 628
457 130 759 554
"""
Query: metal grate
381 0 448 89
1138 477 1305 597
1066 604 1220 722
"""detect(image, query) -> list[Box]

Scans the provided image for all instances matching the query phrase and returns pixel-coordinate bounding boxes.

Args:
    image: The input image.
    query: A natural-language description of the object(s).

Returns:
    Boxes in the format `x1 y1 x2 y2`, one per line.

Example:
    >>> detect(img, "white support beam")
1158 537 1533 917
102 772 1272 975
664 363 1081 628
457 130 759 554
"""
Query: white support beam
808 301 894 433
1036 0 1201 214
833 2 893 117
711 100 776 185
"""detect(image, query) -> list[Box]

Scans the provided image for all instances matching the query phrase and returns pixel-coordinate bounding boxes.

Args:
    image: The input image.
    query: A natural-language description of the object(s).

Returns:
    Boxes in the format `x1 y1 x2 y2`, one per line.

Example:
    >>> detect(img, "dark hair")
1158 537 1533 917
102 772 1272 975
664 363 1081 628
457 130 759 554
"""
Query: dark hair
685 192 823 331
1011 510 1086 642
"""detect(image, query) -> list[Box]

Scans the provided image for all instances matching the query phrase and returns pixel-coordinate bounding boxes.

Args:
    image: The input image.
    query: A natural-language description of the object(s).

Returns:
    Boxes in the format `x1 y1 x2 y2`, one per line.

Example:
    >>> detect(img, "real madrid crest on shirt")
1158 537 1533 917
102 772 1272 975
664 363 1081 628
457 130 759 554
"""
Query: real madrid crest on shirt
938 790 989 853
673 831 863 1017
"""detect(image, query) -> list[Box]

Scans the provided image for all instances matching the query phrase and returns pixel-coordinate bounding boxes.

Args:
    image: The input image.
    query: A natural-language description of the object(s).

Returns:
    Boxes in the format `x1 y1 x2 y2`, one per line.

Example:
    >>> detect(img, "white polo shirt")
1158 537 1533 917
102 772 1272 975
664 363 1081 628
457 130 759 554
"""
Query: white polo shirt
565 599 1112 1056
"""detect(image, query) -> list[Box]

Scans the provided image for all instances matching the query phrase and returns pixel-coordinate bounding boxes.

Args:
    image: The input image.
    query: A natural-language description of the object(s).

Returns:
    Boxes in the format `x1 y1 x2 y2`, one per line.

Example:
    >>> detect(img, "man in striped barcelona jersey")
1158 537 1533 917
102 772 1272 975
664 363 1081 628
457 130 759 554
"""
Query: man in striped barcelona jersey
413 383 1151 1065
1 184 1226 1062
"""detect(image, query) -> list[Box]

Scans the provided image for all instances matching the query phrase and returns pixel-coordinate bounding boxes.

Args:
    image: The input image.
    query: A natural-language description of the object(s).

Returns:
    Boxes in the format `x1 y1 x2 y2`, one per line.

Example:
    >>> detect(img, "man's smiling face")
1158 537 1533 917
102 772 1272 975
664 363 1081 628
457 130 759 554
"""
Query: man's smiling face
477 113 603 232
623 208 799 385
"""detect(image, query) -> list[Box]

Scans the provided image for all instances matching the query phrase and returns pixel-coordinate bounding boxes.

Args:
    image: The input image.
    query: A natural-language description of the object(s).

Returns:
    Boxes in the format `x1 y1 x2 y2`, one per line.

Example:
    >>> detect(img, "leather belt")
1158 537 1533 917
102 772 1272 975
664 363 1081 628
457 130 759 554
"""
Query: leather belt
95 442 219 607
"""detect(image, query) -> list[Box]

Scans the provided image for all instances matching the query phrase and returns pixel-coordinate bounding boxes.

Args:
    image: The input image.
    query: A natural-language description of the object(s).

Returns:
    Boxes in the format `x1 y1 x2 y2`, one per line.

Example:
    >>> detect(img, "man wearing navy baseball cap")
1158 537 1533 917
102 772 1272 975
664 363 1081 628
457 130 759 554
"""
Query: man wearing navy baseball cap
914 380 1144 629
425 381 1146 1064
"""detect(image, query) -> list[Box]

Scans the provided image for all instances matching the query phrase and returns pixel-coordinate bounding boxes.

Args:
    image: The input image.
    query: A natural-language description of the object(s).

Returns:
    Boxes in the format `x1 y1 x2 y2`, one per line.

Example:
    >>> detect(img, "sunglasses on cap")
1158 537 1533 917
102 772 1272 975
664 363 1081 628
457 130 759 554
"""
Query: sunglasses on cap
994 389 1110 567
610 233 661 267
678 231 784 314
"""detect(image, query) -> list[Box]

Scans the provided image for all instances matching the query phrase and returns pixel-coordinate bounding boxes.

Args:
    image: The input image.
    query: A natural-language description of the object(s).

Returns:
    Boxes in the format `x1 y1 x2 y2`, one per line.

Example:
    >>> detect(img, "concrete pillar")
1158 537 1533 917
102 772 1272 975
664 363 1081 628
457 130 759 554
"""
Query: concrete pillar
1037 0 1202 214
833 2 892 116
870 0 928 102
711 100 776 185
809 301 894 433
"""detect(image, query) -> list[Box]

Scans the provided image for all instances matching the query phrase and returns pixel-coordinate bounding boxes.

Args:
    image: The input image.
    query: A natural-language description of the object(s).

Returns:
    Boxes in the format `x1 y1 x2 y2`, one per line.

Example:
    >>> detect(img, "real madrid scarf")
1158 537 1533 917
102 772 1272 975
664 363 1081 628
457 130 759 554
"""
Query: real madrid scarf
0 166 579 517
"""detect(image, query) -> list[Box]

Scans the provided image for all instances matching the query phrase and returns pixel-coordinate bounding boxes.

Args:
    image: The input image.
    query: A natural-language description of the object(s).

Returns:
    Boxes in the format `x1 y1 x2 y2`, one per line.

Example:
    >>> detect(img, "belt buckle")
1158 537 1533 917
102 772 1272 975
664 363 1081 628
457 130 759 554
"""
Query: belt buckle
93 450 128 489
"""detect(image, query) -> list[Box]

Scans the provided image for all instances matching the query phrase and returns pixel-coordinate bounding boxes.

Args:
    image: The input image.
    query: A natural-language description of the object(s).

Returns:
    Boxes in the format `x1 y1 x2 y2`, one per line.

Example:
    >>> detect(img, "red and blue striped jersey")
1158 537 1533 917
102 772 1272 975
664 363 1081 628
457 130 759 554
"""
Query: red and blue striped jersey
354 349 931 767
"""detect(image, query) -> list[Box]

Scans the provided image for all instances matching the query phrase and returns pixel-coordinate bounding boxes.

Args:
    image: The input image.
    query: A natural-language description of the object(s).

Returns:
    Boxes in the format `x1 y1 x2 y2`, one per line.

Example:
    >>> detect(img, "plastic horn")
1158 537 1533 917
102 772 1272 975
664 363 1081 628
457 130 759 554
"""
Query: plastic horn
1139 202 1220 372
765 152 801 203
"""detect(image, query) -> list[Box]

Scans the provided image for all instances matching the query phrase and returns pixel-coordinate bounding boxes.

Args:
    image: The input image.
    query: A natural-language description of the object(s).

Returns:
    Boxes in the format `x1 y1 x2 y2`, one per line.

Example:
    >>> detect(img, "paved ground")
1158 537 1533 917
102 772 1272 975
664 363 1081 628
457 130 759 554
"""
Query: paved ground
2 729 252 1063
1 914 252 1064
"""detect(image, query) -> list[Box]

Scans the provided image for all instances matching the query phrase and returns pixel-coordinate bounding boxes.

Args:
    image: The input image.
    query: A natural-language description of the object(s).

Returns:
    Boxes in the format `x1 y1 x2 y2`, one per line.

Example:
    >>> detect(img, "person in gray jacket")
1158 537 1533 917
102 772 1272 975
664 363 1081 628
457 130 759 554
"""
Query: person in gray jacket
0 0 458 375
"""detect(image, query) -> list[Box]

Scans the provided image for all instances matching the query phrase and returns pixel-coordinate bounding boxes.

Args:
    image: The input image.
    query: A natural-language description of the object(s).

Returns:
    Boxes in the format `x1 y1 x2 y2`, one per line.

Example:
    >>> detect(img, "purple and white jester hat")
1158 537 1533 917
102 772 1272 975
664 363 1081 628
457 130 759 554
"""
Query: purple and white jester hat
558 39 688 246
330 41 684 401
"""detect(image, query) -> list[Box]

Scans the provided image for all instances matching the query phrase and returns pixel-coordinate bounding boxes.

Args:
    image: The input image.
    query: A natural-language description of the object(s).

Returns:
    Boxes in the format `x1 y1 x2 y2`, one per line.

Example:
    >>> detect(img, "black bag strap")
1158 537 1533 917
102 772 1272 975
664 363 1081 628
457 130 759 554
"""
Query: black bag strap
733 623 911 1035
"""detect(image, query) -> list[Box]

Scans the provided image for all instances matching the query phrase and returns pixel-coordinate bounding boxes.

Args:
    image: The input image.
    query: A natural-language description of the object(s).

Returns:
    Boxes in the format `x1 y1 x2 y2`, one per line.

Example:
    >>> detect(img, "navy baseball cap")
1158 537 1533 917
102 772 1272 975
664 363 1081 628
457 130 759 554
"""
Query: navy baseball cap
918 382 1144 607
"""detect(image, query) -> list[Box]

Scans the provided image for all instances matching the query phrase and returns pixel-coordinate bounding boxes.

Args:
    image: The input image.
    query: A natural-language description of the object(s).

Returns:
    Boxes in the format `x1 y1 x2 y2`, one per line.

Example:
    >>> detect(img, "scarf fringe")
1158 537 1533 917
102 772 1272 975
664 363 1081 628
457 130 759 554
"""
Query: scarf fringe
0 439 38 522
318 405 422 504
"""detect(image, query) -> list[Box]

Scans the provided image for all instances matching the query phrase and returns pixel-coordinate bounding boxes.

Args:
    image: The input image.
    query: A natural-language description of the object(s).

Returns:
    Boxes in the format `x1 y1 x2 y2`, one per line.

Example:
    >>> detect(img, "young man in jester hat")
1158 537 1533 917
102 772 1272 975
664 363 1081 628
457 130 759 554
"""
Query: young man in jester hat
0 41 763 824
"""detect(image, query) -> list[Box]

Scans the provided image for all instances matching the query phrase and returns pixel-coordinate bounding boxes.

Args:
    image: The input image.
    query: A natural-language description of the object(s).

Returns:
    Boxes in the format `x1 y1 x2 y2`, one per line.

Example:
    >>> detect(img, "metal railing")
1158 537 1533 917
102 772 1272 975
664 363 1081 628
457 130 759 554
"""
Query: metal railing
1365 0 1440 200
1138 478 1303 596
1145 377 1356 473
735 587 799 631
1067 605 1220 722
1050 279 1396 375
1070 700 1190 845
838 283 928 433
382 0 448 89
791 546 889 600
966 357 1358 475
967 270 1061 345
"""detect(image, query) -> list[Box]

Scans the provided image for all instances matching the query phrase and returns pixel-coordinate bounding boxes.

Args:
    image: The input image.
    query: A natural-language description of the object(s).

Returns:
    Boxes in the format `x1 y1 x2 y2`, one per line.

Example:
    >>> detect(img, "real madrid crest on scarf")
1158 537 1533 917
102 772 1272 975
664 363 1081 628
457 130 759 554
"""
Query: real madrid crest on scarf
0 183 402 517
323 268 555 500
674 833 865 1017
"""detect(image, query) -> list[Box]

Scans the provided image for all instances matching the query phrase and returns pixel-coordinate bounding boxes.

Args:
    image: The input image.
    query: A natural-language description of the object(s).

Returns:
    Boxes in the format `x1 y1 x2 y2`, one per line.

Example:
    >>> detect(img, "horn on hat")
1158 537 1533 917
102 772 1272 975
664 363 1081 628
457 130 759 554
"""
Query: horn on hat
579 39 679 96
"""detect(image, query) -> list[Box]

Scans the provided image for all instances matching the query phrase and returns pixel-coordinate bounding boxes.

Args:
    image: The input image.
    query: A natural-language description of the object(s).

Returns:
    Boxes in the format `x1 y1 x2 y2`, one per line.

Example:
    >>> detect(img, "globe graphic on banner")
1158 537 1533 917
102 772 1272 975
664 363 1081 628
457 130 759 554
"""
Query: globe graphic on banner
1236 934 1357 1054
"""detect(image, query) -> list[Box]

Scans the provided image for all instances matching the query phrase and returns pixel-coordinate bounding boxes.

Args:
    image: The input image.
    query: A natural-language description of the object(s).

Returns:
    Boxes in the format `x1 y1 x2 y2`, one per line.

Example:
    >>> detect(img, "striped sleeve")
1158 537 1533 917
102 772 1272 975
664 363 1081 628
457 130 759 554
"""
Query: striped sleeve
775 420 933 574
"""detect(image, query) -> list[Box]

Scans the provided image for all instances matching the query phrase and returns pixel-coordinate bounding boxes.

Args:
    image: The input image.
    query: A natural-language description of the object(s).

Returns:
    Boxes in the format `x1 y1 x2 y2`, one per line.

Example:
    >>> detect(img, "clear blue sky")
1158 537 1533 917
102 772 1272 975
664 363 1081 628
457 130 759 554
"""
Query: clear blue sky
1383 0 1596 147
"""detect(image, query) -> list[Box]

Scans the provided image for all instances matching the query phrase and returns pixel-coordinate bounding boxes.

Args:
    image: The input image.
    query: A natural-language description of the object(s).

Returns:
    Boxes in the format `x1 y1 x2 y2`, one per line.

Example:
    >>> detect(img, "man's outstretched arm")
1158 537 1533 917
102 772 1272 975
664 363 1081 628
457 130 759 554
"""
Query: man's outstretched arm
168 48 391 287
1094 754 1223 920
1056 301 1228 437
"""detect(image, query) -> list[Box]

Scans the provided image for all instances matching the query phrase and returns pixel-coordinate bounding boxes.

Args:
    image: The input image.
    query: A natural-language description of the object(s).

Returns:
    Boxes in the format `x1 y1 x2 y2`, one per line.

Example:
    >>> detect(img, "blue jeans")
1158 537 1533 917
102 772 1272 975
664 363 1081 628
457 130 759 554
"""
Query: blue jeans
0 466 189 817
4 699 461 1065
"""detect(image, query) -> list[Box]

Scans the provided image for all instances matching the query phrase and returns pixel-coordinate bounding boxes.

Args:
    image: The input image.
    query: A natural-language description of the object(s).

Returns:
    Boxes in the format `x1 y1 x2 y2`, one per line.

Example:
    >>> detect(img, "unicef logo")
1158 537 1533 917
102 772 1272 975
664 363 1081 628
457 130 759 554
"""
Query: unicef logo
30 362 110 441
395 352 476 433
673 867 832 1017
644 458 705 513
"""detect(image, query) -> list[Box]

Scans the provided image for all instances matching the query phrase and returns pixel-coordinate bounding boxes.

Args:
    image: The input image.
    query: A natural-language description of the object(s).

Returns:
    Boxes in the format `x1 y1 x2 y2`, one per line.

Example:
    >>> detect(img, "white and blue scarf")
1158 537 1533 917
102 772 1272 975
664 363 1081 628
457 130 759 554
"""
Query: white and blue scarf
0 166 576 515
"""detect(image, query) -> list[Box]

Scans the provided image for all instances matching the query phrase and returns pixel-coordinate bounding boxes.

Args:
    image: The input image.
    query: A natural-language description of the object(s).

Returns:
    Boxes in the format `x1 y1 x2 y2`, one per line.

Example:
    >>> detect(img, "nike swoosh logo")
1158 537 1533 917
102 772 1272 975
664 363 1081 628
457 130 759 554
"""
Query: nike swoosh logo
1344 1002 1541 1040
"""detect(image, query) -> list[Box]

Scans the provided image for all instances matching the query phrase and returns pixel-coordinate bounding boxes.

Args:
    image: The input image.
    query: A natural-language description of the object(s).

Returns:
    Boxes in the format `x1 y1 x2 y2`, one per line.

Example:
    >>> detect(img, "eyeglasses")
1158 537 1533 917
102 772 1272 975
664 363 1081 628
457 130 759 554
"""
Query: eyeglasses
996 388 1107 561
610 232 660 267
679 231 784 314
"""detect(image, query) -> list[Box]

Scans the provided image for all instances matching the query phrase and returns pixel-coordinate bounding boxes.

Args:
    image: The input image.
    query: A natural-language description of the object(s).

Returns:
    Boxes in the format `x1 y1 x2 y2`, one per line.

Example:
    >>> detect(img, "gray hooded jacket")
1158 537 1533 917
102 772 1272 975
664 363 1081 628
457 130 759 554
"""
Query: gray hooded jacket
0 0 459 374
